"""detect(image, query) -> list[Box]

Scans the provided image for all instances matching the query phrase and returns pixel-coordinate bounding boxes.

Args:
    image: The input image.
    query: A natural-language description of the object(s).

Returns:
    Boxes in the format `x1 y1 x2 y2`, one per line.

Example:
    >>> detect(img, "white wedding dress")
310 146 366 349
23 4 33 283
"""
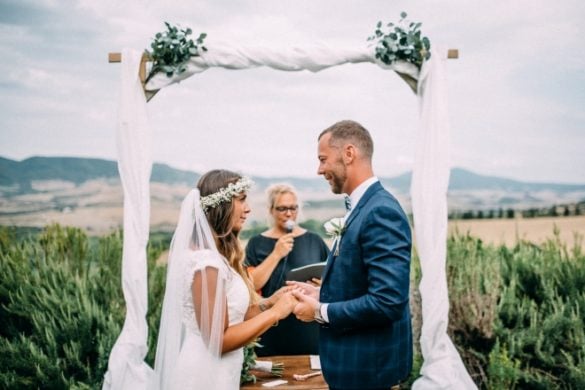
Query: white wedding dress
169 249 250 390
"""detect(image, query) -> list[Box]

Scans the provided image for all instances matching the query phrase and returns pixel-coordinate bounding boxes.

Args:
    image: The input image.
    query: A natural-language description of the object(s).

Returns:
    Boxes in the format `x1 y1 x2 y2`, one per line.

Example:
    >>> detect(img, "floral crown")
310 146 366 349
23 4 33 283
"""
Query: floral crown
200 176 254 211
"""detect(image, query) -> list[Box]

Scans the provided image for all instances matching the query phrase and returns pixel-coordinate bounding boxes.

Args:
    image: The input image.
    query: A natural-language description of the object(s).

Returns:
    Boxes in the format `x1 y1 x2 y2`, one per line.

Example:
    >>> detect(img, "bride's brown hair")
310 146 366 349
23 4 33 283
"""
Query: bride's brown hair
197 169 258 303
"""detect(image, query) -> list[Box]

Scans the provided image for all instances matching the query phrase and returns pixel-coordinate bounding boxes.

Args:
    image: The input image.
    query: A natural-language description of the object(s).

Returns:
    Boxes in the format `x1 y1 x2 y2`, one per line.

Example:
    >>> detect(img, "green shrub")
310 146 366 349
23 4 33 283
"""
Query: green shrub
446 234 502 384
488 340 521 389
0 225 167 389
444 232 585 389
494 236 585 388
2 224 584 389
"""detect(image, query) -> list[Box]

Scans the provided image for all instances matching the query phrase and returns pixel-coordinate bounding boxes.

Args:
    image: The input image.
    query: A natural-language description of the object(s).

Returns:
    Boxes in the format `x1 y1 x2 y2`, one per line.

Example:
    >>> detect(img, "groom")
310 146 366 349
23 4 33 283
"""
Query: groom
292 120 413 390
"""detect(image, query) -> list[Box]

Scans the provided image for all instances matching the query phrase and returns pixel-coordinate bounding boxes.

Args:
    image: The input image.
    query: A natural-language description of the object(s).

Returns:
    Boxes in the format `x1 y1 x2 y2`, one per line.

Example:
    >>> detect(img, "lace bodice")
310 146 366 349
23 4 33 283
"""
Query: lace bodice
181 249 250 334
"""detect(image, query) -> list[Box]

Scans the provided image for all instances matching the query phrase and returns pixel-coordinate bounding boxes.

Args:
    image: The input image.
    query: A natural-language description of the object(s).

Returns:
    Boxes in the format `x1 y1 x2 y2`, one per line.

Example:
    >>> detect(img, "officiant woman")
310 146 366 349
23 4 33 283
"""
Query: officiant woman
245 183 329 356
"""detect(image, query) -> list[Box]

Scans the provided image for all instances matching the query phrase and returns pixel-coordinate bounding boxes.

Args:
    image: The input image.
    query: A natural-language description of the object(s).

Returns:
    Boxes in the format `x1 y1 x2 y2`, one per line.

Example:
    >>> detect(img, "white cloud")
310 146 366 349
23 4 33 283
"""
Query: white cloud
1 0 584 183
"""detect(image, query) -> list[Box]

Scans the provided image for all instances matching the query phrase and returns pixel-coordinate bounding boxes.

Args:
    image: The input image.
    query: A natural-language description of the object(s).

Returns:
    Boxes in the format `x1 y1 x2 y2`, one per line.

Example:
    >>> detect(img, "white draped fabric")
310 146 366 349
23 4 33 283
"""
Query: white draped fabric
102 49 154 390
104 42 475 389
144 42 419 98
411 48 477 390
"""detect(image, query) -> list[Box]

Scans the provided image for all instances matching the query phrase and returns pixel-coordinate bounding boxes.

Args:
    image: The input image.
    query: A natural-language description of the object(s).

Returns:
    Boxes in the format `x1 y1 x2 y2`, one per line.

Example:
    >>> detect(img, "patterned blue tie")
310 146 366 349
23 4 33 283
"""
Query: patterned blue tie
344 195 352 212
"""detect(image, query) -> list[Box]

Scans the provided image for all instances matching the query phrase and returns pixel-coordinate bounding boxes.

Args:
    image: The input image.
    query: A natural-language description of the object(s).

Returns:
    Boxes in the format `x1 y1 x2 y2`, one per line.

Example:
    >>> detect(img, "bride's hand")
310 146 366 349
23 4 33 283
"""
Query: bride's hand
270 292 298 320
266 285 293 307
256 286 293 314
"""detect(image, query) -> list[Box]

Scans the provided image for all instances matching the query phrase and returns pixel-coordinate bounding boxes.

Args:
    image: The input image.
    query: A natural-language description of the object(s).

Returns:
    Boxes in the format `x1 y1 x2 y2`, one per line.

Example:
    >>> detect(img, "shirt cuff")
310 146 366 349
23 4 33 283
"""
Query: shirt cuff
320 303 329 323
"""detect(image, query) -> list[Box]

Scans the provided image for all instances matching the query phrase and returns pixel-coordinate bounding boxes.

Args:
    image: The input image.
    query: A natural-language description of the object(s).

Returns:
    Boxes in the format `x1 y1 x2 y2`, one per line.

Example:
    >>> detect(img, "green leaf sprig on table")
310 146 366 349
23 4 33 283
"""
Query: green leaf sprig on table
241 340 260 384
240 339 284 384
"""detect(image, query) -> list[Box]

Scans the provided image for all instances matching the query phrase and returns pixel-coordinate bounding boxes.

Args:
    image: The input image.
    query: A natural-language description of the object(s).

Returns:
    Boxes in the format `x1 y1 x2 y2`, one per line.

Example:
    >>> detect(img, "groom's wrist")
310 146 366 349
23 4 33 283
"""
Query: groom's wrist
314 303 325 323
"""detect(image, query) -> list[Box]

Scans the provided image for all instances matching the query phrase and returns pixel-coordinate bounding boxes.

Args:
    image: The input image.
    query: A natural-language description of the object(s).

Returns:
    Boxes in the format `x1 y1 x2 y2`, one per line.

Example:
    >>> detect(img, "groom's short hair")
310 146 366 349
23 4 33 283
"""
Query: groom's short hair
319 120 374 160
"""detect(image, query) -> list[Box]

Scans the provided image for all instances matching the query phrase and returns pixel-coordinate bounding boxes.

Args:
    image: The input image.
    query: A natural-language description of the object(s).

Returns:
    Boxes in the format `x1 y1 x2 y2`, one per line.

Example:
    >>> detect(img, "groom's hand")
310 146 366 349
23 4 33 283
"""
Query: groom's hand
291 289 319 322
286 281 319 300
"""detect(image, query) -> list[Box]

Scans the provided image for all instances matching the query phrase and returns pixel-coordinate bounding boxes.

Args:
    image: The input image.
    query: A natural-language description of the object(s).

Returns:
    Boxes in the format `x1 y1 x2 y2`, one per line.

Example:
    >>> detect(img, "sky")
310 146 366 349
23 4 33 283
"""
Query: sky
1 0 584 184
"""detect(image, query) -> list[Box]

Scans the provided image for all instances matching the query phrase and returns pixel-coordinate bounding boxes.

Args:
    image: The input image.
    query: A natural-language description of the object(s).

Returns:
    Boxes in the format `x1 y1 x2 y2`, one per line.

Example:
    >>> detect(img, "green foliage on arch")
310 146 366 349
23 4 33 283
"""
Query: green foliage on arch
147 22 207 81
368 11 431 69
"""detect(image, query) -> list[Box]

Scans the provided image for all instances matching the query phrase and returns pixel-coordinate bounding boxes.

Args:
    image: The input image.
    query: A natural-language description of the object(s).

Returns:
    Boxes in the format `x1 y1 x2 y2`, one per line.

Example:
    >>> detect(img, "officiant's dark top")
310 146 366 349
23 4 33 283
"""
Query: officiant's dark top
246 231 329 356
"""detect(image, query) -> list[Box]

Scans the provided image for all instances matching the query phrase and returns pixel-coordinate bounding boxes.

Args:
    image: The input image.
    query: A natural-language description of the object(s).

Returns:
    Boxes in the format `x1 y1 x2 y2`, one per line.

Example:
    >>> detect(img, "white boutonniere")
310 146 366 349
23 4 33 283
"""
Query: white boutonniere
324 217 345 256
324 217 345 239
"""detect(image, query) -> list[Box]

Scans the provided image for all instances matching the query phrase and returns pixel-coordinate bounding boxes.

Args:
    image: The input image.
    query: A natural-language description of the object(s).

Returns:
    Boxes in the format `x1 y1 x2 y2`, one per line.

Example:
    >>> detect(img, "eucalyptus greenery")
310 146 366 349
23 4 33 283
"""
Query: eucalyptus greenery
240 340 284 384
241 340 260 384
147 22 207 81
367 11 431 69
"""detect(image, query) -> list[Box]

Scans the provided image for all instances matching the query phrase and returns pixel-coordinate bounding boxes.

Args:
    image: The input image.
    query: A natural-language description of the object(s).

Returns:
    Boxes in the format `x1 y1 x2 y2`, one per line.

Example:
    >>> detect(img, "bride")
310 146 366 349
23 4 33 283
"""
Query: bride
149 169 297 389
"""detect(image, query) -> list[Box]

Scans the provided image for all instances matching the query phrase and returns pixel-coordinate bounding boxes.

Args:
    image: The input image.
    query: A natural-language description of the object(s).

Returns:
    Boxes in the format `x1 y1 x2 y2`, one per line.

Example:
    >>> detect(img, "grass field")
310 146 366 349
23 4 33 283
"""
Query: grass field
449 215 585 249
3 206 583 249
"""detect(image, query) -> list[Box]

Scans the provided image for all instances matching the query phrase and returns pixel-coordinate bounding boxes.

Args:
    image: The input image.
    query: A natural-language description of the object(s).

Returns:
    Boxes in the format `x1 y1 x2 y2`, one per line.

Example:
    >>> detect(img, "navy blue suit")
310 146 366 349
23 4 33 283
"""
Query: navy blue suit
319 181 413 389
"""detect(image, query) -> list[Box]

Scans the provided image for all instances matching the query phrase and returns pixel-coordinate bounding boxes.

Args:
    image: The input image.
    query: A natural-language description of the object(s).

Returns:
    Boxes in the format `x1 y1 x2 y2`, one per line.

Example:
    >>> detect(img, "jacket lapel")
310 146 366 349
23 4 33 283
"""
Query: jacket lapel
321 181 383 283
342 181 383 232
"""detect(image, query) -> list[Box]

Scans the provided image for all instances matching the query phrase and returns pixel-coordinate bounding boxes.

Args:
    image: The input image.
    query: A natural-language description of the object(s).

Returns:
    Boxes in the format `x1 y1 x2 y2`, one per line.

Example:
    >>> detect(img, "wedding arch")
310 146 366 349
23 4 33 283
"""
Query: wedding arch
103 18 476 390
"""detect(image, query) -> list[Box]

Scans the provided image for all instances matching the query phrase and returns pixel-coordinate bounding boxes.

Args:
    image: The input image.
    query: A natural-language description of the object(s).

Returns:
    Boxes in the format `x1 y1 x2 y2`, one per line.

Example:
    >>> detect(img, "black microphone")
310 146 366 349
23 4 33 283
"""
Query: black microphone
276 220 295 286
285 219 295 233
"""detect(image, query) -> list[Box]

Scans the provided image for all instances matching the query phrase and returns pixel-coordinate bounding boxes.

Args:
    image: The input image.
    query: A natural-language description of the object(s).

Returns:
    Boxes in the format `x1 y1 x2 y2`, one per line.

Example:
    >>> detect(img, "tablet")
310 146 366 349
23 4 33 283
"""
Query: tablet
285 261 326 282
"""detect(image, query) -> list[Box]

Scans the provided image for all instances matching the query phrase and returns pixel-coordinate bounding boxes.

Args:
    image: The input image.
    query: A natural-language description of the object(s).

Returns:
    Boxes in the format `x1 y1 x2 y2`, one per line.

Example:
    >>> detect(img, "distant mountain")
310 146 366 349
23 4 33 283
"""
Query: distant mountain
1 156 584 211
2 156 585 193
379 168 585 194
447 168 585 192
0 157 117 190
0 156 199 190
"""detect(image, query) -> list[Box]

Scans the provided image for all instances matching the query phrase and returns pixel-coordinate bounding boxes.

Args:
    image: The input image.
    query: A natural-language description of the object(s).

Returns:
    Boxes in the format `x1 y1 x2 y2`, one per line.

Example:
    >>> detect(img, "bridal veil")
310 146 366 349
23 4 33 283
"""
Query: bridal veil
149 189 228 389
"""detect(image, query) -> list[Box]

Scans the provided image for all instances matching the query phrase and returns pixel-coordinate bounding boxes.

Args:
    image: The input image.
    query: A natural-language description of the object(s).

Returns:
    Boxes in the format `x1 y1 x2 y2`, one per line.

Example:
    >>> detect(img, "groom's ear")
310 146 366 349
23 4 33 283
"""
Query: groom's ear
342 144 356 165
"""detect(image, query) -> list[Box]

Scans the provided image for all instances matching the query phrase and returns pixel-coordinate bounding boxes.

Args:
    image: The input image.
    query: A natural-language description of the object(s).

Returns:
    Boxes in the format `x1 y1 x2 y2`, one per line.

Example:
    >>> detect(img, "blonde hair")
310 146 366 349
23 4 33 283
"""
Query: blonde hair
266 183 298 211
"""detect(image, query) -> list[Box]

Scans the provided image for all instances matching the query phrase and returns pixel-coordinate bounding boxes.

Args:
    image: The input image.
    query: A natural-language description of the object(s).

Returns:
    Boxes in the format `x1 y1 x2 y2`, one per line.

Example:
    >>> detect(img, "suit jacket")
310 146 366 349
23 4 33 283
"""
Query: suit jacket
319 181 413 389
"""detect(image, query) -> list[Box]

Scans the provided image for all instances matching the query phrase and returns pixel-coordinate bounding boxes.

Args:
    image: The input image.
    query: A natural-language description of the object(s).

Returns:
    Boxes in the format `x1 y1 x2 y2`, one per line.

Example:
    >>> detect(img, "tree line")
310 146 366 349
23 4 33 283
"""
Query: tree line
448 200 585 220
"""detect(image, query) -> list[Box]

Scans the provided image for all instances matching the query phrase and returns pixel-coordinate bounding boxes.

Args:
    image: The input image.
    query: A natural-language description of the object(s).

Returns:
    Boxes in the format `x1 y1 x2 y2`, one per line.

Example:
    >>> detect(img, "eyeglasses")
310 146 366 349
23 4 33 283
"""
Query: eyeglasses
274 205 299 213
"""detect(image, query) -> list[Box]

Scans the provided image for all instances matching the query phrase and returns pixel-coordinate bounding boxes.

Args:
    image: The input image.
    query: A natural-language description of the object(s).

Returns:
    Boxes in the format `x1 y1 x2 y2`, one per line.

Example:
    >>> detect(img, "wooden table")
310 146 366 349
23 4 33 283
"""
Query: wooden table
241 355 328 389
